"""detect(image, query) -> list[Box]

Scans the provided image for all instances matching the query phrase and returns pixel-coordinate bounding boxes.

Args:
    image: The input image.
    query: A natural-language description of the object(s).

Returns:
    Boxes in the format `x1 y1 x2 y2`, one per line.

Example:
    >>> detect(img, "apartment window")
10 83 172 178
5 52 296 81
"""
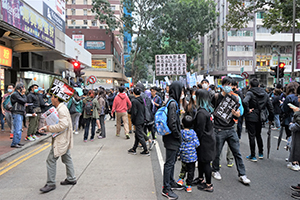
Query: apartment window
84 0 87 4
71 8 75 15
100 25 103 29
83 20 88 25
257 11 265 19
228 30 253 37
92 20 97 26
71 20 76 25
84 9 87 16
72 0 76 4
242 60 253 66
227 60 240 66
111 6 116 10
227 45 253 52
257 26 272 33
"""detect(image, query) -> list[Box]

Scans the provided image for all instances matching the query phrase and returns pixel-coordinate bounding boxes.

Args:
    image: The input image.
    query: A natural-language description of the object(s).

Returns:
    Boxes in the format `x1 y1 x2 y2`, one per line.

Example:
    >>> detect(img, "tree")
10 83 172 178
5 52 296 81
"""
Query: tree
224 0 300 34
91 0 121 33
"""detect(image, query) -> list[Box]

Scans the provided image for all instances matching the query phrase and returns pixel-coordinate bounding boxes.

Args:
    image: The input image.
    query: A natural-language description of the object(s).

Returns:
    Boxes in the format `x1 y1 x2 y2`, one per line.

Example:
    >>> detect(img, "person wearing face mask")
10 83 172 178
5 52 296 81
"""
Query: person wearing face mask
185 88 197 118
179 89 188 123
26 84 40 141
2 84 15 139
201 79 209 91
211 76 251 185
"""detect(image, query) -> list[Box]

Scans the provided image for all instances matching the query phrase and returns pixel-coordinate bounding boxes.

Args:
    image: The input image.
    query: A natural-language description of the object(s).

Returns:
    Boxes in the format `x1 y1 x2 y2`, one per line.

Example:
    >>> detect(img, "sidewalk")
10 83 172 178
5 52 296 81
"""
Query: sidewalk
0 123 51 162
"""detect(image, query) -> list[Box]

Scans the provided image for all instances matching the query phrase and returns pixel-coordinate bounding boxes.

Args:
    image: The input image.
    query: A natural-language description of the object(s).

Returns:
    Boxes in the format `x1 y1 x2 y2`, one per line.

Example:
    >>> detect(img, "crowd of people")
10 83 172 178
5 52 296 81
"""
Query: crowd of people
3 76 300 199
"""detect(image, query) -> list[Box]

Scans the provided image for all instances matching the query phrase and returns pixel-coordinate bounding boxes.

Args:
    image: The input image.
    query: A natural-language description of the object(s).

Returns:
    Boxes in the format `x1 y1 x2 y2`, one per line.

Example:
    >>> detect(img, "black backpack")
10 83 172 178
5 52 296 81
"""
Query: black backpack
85 99 94 116
142 94 154 125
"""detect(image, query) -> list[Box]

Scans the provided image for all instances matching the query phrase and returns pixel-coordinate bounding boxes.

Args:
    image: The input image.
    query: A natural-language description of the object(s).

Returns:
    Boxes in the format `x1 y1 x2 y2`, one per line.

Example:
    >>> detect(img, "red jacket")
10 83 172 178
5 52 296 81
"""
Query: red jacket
111 93 132 114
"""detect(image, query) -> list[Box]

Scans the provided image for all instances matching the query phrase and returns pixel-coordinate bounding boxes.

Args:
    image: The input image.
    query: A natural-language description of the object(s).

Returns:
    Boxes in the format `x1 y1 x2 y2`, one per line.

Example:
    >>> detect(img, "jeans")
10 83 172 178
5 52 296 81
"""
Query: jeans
133 124 147 151
0 112 4 129
274 114 281 128
246 121 263 157
11 114 23 146
237 116 243 139
46 147 76 186
71 113 81 132
84 118 96 140
5 111 14 133
99 115 106 137
212 128 246 176
163 149 178 190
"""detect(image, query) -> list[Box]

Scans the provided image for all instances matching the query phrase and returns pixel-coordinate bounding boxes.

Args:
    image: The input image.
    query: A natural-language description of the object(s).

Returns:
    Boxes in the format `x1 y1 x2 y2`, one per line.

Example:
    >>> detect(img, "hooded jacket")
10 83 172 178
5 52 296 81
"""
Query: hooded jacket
68 97 83 114
131 95 145 126
111 92 132 113
163 81 183 151
180 129 200 163
243 87 274 122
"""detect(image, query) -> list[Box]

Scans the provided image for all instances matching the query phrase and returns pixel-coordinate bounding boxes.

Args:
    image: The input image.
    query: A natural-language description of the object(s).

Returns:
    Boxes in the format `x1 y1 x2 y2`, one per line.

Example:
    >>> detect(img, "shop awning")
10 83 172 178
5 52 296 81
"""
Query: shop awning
83 70 129 83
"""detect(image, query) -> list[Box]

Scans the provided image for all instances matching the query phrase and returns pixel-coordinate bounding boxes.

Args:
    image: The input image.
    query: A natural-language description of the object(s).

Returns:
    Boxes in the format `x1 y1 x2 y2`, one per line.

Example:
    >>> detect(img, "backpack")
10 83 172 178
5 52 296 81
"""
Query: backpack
3 95 12 111
104 98 110 114
155 99 178 136
85 99 94 116
142 94 154 125
254 94 269 122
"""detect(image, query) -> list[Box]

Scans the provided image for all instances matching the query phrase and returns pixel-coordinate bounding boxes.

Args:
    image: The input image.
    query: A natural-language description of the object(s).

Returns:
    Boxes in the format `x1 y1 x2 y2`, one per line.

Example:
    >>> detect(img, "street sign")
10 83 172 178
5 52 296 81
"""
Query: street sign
241 72 249 79
87 75 97 84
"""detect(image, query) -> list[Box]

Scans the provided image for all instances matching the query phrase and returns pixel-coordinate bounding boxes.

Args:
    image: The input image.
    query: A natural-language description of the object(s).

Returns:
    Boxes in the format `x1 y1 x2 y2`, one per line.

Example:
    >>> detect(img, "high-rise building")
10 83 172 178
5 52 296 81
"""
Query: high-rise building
197 0 300 87
66 0 127 88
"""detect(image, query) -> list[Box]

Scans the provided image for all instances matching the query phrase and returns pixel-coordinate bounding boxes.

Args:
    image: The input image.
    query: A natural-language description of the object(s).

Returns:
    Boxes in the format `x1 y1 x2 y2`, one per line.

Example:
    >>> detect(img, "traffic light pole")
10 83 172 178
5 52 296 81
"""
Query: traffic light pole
277 54 280 84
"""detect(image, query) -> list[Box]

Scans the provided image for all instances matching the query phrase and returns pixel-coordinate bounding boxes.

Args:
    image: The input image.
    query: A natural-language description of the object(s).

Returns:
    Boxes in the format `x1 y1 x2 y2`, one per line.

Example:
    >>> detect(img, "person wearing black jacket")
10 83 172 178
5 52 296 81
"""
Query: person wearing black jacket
11 82 27 148
272 88 282 130
107 89 116 120
128 87 149 155
243 78 274 161
162 81 183 200
232 81 244 139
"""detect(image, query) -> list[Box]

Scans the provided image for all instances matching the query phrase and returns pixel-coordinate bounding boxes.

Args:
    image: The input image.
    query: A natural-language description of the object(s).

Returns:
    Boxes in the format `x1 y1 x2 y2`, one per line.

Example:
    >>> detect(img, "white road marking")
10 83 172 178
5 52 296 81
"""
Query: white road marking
155 142 164 176
273 136 288 143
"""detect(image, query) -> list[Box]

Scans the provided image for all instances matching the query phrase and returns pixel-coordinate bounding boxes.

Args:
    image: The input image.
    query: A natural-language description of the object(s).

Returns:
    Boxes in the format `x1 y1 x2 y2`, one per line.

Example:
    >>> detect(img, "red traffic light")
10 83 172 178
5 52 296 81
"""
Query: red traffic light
279 62 285 68
73 61 80 69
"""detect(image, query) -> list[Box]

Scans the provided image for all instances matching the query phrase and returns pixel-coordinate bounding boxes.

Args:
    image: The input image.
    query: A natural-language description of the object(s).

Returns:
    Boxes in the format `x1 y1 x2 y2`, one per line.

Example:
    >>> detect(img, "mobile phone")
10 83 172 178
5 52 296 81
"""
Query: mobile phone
288 103 297 108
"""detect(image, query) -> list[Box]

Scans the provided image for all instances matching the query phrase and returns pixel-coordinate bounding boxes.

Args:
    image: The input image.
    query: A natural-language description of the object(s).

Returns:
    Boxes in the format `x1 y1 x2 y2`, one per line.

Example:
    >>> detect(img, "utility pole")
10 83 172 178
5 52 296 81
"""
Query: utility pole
277 54 280 84
292 0 296 73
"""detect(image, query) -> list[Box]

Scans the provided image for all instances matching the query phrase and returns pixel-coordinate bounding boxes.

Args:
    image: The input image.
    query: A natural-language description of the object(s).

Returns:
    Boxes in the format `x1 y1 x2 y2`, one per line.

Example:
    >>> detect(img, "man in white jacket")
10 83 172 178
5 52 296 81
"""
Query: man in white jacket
39 95 76 193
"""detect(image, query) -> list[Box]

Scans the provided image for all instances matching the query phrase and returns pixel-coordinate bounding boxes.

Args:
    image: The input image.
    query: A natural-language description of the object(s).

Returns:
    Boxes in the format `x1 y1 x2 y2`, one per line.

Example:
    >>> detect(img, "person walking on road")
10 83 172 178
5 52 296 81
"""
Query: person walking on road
10 83 27 148
39 95 76 193
176 115 200 193
97 90 106 139
161 81 183 200
211 76 251 185
111 87 132 139
192 89 216 192
83 90 100 142
128 87 149 155
2 84 14 139
243 78 274 162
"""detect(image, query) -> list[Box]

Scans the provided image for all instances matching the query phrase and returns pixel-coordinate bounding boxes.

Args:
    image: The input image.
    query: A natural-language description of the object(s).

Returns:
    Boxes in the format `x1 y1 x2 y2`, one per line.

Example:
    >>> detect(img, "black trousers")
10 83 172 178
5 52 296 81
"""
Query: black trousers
178 161 195 186
198 161 212 184
246 121 263 157
133 124 147 151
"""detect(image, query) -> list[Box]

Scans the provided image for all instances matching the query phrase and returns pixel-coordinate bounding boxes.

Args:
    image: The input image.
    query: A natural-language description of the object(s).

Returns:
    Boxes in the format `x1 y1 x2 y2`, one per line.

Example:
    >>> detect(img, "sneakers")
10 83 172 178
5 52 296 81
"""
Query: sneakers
176 178 184 186
246 155 257 162
212 172 222 180
171 182 184 190
74 131 79 135
239 175 251 184
162 189 178 200
272 127 281 131
227 162 234 167
149 140 155 151
25 135 35 141
128 148 136 155
116 133 120 137
97 135 104 139
32 135 39 140
292 192 300 199
197 183 214 192
186 185 192 193
140 150 150 156
258 153 264 159
84 140 87 143
287 162 300 171
40 184 56 193
9 133 13 139
126 134 130 139
291 184 300 192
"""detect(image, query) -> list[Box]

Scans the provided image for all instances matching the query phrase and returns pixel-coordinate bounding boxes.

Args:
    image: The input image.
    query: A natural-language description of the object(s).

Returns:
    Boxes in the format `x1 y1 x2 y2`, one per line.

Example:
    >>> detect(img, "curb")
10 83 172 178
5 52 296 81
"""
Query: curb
0 134 52 163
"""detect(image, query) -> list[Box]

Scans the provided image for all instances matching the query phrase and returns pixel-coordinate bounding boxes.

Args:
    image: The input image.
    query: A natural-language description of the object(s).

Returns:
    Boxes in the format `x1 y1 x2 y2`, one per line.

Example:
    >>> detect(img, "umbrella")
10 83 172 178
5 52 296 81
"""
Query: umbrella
267 124 272 159
74 87 83 96
228 74 244 82
277 126 284 150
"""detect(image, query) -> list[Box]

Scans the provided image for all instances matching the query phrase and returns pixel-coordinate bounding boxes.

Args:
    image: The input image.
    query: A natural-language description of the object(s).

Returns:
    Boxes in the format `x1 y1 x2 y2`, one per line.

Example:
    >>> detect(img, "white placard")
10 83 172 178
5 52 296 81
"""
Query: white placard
155 54 187 76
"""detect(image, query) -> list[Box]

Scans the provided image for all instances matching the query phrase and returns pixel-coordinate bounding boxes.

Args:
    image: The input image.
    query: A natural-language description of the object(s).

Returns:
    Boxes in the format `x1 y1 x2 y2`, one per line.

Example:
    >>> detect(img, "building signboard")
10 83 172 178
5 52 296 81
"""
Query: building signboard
1 0 55 47
92 60 107 69
0 46 12 67
155 54 187 76
72 35 84 47
43 2 65 32
85 41 106 50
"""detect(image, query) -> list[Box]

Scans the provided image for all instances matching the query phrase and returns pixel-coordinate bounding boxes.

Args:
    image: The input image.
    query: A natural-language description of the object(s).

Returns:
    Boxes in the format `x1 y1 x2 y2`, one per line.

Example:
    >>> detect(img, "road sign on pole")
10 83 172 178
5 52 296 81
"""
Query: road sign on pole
87 75 97 84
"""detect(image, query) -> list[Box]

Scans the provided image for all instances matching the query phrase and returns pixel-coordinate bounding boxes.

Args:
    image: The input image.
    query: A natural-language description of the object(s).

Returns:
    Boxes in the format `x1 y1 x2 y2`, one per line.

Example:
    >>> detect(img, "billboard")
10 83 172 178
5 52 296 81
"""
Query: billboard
155 54 187 76
0 46 12 67
1 0 55 47
72 35 84 47
43 2 65 32
92 60 107 69
85 41 106 50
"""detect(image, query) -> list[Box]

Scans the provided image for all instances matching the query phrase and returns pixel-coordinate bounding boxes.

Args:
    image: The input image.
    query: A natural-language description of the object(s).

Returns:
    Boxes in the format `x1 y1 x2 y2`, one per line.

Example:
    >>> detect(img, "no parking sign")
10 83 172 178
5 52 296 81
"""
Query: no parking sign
87 75 97 84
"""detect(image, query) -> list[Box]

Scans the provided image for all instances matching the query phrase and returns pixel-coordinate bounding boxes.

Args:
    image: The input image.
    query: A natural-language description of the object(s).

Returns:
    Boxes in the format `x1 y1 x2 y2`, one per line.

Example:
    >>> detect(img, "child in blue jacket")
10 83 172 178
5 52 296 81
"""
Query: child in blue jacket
177 115 200 193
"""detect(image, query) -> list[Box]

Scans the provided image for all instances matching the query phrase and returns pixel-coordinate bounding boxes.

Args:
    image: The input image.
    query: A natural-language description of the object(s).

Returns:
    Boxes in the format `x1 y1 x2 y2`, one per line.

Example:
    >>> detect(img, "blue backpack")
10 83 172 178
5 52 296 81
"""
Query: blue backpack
155 99 178 136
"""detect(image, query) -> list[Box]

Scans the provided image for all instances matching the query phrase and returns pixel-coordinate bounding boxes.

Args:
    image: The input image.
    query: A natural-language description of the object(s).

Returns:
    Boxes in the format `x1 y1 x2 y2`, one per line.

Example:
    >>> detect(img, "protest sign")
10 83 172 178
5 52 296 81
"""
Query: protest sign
49 78 75 102
213 94 240 124
155 54 187 76
42 107 61 138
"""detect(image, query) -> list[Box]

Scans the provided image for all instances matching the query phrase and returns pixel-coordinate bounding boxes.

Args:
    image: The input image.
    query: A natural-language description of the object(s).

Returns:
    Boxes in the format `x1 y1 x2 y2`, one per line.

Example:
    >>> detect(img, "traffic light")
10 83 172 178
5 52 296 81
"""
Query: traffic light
73 61 85 77
270 66 277 77
279 62 285 78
